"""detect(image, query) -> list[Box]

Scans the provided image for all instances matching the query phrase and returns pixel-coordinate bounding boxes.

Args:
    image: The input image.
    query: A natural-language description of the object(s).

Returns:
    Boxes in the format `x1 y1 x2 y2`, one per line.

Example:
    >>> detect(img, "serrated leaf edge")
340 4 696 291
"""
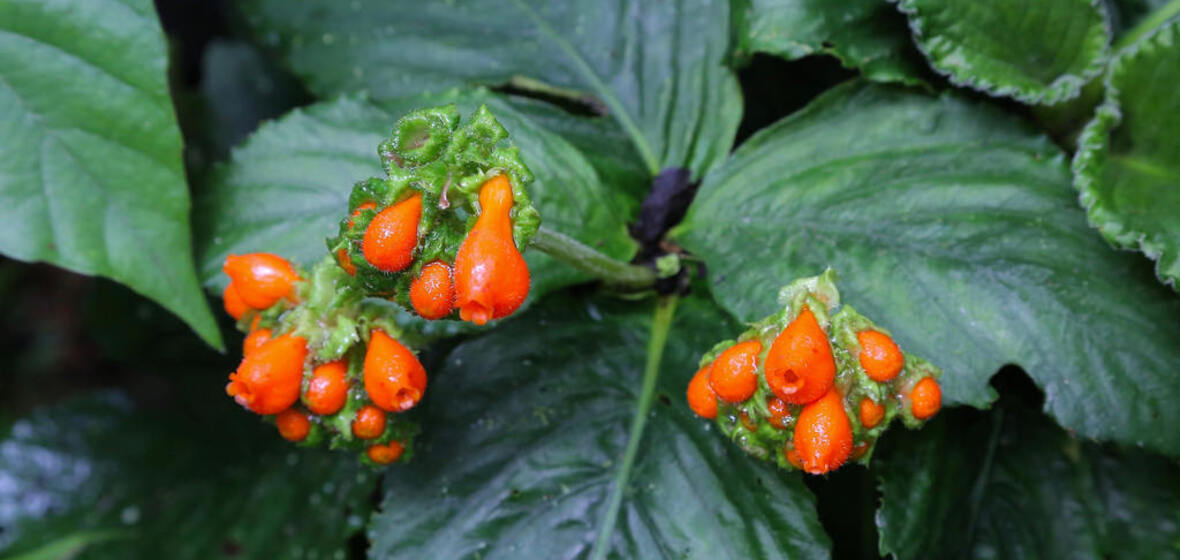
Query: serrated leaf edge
1071 18 1180 290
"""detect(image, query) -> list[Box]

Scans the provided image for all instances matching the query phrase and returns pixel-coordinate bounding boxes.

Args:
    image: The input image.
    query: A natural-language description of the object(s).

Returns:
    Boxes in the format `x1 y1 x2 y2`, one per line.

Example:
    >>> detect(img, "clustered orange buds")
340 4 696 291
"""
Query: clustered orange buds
213 105 542 466
686 271 943 475
219 253 423 466
328 105 540 325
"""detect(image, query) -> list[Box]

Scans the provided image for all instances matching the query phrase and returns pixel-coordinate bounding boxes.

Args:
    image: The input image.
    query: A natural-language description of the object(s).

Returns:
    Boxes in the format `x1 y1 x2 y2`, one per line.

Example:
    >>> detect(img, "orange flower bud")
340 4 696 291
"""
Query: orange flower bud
708 340 762 403
223 283 249 319
305 360 350 415
686 362 718 419
859 397 885 429
793 389 853 474
276 408 311 442
409 261 455 320
364 330 427 412
857 330 904 382
363 194 422 272
351 405 386 440
910 377 942 420
223 253 300 309
226 334 308 415
242 328 272 357
765 306 835 405
367 441 405 464
454 175 529 325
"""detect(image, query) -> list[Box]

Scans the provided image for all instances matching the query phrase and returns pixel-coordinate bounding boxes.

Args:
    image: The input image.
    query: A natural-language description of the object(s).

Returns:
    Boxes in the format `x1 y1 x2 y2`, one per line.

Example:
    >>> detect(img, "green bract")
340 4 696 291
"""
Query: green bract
328 104 540 311
697 270 941 471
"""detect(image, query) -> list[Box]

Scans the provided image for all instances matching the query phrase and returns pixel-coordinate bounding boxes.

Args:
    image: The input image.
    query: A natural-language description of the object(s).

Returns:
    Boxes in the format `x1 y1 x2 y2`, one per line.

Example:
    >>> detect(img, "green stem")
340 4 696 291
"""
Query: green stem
530 227 658 291
590 296 679 560
1115 0 1180 51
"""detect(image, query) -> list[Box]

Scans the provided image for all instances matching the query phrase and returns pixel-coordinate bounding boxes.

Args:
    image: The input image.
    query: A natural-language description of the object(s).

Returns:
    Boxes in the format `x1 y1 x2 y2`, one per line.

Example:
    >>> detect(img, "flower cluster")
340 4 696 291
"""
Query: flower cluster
687 270 942 474
328 104 539 324
218 105 538 464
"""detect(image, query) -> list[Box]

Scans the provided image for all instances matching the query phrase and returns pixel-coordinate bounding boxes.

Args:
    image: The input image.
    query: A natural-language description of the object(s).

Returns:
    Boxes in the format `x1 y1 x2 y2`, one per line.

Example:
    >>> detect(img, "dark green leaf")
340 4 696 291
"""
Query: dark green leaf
0 390 374 559
675 82 1180 455
735 0 929 86
193 91 638 309
194 39 310 161
237 0 742 177
1074 18 1180 289
1105 0 1180 40
0 0 221 348
875 402 1180 558
892 0 1110 104
368 295 830 559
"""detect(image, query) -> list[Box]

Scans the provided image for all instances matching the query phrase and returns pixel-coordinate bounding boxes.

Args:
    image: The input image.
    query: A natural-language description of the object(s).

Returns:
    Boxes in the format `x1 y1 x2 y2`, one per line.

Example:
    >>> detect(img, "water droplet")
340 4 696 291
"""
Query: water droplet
121 505 141 524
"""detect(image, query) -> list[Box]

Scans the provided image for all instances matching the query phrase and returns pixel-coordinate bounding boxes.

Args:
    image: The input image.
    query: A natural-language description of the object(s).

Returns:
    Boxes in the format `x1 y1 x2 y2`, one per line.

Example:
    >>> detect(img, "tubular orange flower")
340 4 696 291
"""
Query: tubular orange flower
794 389 853 474
453 175 529 325
226 334 308 415
364 329 427 412
764 306 836 405
223 253 301 309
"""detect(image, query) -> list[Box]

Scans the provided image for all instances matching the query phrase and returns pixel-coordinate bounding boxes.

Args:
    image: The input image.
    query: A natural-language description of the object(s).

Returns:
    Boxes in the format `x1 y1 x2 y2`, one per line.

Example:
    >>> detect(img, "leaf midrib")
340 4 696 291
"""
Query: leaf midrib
507 0 660 176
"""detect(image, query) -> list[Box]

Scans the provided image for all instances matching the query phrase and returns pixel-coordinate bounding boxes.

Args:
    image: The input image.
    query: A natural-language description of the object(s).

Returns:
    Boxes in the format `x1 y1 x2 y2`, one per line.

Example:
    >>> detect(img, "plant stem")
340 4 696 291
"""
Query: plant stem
1115 0 1180 51
589 296 678 560
530 227 658 291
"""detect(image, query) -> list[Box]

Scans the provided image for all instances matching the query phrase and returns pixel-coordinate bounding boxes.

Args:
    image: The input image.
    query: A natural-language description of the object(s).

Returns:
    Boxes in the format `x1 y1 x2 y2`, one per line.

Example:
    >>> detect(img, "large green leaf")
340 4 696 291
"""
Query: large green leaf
1073 18 1180 289
0 0 220 348
0 390 375 559
193 91 638 308
875 400 1180 558
1106 0 1180 39
891 0 1110 104
368 295 830 559
735 0 929 86
675 82 1180 456
237 0 741 177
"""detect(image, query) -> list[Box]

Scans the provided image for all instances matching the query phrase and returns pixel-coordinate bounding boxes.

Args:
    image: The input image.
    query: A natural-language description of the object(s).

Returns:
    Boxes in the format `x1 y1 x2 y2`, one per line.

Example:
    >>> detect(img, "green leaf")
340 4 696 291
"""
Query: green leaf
892 0 1111 104
674 82 1180 456
1106 0 1180 41
0 390 374 559
194 91 638 310
875 401 1180 558
368 295 831 558
1073 18 1180 289
0 0 221 348
192 39 311 162
735 0 930 86
237 0 742 177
